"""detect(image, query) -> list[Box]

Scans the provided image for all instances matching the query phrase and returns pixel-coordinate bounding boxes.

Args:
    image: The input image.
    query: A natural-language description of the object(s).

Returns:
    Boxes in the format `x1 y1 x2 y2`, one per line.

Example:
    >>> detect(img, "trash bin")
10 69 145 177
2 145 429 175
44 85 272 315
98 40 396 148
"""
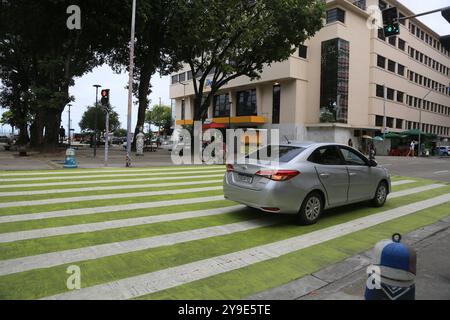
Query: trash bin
63 148 78 168
365 233 416 300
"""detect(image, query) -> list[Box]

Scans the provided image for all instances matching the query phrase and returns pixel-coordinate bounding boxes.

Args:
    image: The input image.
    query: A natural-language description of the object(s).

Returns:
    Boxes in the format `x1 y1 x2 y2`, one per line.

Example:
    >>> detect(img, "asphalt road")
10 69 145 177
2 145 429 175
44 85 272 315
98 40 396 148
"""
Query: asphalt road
377 156 450 183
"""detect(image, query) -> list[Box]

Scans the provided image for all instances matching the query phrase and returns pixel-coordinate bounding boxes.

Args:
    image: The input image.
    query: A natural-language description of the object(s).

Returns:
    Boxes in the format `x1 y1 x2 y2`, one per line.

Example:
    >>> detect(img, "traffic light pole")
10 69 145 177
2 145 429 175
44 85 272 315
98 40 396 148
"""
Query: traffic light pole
397 6 450 22
105 108 110 167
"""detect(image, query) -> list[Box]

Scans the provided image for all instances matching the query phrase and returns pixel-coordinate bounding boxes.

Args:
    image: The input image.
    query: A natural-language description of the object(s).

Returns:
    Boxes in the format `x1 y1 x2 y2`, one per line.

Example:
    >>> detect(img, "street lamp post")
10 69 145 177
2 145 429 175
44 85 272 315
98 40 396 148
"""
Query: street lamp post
93 85 101 157
419 83 450 156
126 0 137 168
383 84 387 140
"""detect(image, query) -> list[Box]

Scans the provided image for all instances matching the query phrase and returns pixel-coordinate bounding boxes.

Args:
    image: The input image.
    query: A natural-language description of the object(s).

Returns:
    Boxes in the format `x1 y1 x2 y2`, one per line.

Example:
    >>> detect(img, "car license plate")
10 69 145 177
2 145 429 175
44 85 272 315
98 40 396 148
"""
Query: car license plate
238 174 253 184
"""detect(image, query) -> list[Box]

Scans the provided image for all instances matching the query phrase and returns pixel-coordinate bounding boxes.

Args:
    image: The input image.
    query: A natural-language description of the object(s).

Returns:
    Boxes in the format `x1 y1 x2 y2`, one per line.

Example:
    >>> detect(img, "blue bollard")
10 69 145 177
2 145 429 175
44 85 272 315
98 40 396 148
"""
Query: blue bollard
63 148 78 169
365 233 416 300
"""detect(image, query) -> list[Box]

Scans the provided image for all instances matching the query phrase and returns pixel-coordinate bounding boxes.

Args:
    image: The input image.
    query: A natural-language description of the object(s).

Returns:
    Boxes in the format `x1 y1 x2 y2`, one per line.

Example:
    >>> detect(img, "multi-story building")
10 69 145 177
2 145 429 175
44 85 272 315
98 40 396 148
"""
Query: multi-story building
169 0 450 152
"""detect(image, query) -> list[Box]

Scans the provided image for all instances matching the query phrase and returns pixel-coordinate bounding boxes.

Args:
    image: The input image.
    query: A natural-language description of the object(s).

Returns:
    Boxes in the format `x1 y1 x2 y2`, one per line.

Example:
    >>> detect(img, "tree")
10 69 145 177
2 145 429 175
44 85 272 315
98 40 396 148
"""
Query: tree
145 104 172 134
106 0 181 148
79 105 121 134
169 0 325 121
114 128 128 137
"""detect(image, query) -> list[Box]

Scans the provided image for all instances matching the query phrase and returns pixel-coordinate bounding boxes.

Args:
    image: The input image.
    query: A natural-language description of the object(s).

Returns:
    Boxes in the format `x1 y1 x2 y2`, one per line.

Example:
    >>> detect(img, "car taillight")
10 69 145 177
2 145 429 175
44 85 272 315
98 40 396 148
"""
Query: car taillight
255 170 300 181
226 164 234 172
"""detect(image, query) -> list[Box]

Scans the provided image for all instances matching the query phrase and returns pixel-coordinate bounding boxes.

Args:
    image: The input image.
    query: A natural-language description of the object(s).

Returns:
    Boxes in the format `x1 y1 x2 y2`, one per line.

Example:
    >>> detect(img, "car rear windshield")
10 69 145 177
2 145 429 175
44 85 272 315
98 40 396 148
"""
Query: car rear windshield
246 145 305 163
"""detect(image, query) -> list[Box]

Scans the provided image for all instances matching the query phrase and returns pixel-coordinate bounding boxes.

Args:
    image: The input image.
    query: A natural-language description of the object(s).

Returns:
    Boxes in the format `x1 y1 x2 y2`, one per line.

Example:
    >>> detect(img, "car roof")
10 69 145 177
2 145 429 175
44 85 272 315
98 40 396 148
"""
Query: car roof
278 142 348 149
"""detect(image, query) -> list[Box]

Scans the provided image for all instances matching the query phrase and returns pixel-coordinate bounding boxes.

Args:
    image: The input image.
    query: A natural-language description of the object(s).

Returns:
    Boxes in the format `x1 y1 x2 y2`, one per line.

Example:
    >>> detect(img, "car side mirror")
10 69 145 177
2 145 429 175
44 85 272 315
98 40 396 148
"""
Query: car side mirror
369 159 378 167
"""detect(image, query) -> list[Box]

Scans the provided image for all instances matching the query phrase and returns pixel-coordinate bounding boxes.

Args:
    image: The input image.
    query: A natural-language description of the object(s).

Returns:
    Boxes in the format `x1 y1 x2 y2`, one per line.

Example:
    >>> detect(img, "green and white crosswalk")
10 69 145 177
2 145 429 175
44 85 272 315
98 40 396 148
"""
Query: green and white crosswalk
0 165 448 300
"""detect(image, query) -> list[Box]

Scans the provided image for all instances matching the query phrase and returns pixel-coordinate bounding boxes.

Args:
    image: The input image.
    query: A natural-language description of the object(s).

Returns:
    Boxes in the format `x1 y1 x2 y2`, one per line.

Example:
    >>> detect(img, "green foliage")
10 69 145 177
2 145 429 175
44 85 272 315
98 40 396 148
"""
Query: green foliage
79 105 121 133
113 128 128 138
145 104 172 131
169 0 325 120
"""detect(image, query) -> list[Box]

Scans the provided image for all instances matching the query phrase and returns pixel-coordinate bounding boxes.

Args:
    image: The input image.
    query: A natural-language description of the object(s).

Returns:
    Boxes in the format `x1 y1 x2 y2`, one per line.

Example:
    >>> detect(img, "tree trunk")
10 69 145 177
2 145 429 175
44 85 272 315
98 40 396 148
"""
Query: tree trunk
17 122 29 146
43 110 60 150
132 65 153 150
30 111 44 148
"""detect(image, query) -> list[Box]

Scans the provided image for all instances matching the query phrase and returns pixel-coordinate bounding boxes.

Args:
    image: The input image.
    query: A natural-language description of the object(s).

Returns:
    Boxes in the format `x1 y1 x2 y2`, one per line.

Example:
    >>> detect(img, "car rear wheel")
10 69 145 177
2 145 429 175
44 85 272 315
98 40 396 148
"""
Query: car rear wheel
372 181 388 207
298 192 323 225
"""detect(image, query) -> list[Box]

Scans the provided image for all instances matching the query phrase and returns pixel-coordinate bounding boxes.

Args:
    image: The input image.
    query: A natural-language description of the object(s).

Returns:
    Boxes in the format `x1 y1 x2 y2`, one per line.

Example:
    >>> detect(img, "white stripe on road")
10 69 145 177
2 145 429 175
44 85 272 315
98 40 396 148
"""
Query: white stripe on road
0 180 223 197
42 193 450 300
0 174 225 189
0 186 223 208
0 169 225 182
0 166 224 177
391 180 415 186
388 184 446 199
434 170 449 175
0 205 245 243
0 196 226 223
0 218 277 276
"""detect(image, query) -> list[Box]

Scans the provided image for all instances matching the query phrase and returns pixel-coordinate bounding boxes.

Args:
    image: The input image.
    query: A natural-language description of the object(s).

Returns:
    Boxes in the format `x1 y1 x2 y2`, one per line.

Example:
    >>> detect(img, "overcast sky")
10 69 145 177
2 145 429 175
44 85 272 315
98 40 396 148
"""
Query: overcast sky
1 0 450 135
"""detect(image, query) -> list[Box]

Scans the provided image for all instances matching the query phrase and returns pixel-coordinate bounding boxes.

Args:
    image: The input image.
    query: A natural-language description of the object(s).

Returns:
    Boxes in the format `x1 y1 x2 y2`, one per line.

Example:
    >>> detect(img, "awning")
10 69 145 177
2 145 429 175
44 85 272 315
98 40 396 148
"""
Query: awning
202 122 226 130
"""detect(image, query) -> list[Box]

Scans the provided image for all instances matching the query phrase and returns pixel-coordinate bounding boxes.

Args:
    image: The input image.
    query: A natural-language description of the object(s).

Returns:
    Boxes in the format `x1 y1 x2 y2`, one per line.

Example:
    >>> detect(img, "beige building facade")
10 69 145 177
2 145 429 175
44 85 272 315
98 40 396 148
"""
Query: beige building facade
170 0 450 152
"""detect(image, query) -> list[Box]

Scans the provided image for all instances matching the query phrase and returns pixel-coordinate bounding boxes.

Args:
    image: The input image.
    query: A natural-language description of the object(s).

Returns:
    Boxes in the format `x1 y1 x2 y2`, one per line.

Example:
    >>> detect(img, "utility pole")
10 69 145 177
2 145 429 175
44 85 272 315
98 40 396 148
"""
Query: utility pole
383 84 387 140
93 85 101 157
126 0 137 168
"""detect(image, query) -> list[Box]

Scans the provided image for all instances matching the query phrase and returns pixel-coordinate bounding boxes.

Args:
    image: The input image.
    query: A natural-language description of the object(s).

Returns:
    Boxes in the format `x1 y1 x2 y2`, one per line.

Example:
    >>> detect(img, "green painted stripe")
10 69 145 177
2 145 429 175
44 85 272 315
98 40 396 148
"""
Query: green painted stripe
0 182 223 203
0 200 236 234
139 201 450 300
0 176 224 193
1 186 448 300
0 190 224 216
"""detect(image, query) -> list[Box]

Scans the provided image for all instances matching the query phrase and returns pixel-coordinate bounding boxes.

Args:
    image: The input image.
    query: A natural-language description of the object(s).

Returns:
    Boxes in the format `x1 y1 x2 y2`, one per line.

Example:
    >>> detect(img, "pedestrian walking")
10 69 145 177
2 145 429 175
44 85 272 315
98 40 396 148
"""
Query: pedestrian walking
406 140 415 157
348 139 353 147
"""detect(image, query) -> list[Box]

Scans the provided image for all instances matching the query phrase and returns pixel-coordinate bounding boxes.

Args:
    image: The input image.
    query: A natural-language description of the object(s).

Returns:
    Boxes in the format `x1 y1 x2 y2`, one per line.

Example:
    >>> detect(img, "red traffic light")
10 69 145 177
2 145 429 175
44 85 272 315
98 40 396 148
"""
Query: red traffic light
101 89 109 97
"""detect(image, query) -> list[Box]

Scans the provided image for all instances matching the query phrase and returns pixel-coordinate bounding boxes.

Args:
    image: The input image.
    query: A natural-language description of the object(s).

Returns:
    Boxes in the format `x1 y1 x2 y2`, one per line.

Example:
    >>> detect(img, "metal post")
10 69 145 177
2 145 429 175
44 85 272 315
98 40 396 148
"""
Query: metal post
93 85 101 157
67 104 71 147
126 0 137 168
105 109 110 167
383 84 387 140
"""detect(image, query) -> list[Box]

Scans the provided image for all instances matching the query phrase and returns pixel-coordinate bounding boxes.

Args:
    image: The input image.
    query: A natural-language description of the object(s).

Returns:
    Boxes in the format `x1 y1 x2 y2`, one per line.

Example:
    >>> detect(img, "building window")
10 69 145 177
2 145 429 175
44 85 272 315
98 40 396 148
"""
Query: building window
377 55 386 68
378 28 385 41
171 74 178 85
299 45 308 59
396 119 403 129
376 85 384 98
397 64 405 76
386 117 394 128
398 38 406 51
320 38 350 123
236 89 257 116
272 85 281 124
213 93 230 118
375 115 384 127
178 72 186 83
181 99 186 120
187 71 193 80
386 88 395 100
326 8 345 24
388 36 396 46
388 60 396 72
399 13 406 25
397 91 404 103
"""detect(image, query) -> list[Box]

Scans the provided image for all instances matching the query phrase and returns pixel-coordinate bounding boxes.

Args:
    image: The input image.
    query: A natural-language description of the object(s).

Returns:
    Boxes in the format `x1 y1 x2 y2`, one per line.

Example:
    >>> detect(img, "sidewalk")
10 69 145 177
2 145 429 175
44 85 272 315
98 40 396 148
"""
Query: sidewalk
247 217 450 300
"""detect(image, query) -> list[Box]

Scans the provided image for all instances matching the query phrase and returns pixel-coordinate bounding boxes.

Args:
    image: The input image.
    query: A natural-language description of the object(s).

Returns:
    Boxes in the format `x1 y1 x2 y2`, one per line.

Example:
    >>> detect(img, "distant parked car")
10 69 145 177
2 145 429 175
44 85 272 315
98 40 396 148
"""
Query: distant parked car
224 142 391 225
437 146 450 156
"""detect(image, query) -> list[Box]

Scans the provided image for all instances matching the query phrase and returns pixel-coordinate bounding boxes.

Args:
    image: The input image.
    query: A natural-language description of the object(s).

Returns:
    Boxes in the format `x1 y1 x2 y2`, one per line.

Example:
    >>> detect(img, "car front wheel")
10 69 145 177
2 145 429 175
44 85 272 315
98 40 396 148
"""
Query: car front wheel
298 192 323 225
372 181 388 207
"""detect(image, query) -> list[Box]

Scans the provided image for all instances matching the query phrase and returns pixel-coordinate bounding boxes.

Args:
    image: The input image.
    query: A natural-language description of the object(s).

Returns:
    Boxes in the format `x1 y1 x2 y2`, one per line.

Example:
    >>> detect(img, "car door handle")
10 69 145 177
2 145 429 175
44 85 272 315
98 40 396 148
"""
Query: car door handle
320 173 330 178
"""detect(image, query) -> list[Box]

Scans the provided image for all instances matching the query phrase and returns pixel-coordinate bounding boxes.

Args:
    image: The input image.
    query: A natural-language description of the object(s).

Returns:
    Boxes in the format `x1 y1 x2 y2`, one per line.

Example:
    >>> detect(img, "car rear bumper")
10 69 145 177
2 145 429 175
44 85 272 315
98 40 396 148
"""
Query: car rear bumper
223 173 305 214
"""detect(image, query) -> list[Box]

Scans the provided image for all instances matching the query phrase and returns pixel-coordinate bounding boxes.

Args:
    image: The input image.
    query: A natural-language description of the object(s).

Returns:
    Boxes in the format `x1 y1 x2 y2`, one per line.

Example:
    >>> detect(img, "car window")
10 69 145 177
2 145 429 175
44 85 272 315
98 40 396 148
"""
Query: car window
339 147 368 166
246 145 305 163
308 146 344 165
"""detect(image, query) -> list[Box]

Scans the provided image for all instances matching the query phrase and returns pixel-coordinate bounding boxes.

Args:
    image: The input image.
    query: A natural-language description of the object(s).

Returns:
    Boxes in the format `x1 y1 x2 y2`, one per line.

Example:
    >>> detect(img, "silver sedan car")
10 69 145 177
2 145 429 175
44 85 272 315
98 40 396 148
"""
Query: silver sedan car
223 142 391 225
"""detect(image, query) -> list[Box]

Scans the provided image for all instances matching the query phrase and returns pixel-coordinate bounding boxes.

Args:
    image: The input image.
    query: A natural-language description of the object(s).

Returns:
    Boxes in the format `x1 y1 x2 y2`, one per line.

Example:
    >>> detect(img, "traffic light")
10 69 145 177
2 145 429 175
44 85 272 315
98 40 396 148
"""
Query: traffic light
442 7 450 23
100 89 110 107
440 35 450 52
382 7 400 37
